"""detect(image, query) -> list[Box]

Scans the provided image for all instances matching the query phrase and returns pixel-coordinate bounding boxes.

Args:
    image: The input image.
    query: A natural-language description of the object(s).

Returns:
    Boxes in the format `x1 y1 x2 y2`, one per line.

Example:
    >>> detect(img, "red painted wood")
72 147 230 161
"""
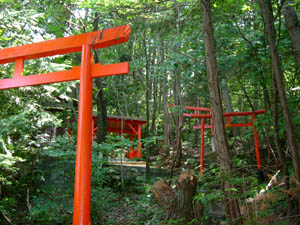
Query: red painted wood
225 116 231 125
224 110 266 117
13 58 24 78
107 128 135 134
73 44 93 225
184 106 211 111
0 62 129 90
127 123 138 135
107 117 147 125
225 123 253 128
169 104 211 112
183 113 212 118
137 124 142 158
252 114 262 170
200 117 205 174
0 25 131 225
176 105 266 173
89 116 145 159
0 25 130 64
194 124 212 129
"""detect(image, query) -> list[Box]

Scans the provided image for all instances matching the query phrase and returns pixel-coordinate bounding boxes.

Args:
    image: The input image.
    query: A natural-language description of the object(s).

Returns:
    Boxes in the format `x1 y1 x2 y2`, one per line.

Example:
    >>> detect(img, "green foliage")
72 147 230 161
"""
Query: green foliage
28 185 73 225
28 134 121 224
42 135 76 159
0 0 300 223
0 153 23 184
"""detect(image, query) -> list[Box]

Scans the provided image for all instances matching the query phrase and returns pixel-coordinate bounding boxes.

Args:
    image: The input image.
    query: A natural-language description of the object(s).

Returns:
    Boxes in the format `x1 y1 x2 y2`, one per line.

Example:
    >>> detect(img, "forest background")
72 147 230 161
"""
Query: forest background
1 0 300 224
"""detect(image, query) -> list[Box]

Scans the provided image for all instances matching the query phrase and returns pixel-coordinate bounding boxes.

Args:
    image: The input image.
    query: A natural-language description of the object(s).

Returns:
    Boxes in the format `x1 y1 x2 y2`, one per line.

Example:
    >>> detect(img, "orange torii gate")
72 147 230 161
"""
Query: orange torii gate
0 25 131 225
170 105 266 176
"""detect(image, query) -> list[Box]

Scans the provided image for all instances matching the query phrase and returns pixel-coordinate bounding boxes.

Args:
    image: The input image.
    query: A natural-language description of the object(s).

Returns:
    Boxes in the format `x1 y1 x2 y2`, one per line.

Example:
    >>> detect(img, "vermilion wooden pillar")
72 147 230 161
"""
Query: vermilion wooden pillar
252 113 262 170
73 44 93 225
200 117 205 174
137 124 142 158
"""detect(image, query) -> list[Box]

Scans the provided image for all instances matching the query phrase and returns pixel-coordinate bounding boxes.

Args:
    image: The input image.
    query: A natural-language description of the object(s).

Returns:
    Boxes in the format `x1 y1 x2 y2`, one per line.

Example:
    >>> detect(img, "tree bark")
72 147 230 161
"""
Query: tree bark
142 30 151 180
151 75 158 134
173 67 183 168
162 75 170 155
201 0 242 222
95 77 108 143
93 14 107 143
152 171 202 223
143 31 150 138
161 43 170 155
151 47 158 135
258 0 300 185
221 77 240 137
271 65 286 170
271 65 293 211
283 0 300 70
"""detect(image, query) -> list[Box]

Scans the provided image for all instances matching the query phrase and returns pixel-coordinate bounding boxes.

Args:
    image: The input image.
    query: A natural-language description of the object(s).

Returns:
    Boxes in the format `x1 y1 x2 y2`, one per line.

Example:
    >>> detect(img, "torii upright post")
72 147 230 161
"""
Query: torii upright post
0 25 131 225
73 44 93 225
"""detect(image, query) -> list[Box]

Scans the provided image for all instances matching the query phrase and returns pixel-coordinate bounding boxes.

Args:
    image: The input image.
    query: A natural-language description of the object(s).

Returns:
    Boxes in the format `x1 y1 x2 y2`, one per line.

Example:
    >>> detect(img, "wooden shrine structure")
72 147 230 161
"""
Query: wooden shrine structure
170 105 266 174
0 25 131 225
69 115 147 159
92 115 146 159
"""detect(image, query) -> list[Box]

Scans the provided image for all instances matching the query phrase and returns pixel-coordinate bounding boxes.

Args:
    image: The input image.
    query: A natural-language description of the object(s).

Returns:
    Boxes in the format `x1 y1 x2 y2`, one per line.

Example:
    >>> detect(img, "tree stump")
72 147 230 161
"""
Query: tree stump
152 171 203 223
152 179 175 217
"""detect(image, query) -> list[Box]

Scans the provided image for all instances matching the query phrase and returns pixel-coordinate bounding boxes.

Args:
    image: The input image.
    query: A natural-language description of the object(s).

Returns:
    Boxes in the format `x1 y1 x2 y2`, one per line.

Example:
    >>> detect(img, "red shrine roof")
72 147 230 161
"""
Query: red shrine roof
92 114 146 135
106 115 147 123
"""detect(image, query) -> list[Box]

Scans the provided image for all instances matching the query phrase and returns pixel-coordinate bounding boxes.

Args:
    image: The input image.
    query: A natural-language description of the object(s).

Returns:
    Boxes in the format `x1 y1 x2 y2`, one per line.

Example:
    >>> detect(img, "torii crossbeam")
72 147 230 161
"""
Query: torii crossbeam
0 25 131 225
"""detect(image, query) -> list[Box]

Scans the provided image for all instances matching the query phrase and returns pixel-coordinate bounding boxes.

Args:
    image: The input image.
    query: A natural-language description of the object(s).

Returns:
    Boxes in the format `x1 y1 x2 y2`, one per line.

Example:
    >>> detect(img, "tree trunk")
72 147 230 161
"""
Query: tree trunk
283 0 300 70
151 75 158 134
142 30 151 180
152 171 202 223
271 65 286 170
174 114 183 168
271 65 293 211
151 46 158 135
200 0 242 222
221 77 240 137
258 0 300 186
173 66 183 168
93 14 108 143
161 43 170 155
258 69 276 164
143 31 150 138
162 75 170 155
95 77 108 143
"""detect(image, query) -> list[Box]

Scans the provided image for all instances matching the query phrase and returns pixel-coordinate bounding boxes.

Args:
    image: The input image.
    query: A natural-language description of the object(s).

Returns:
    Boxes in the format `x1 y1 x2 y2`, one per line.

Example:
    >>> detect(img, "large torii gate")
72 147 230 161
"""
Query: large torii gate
0 25 131 225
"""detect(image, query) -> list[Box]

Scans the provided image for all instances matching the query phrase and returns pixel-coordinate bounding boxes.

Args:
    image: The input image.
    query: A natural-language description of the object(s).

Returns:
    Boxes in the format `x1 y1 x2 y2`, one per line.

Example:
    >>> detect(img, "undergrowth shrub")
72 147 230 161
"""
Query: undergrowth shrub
28 134 120 224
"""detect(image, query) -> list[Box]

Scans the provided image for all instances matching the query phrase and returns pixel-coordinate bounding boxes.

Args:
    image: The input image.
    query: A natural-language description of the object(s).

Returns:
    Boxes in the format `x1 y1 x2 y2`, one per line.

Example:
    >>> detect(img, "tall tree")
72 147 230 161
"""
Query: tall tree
283 0 300 70
159 41 171 155
257 0 300 186
93 13 108 143
221 77 240 137
200 0 242 222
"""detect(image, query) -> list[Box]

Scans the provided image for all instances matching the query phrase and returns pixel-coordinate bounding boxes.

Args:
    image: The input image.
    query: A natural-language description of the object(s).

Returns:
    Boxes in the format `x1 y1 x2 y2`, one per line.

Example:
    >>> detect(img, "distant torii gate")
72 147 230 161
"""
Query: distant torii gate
0 25 131 225
170 105 266 175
